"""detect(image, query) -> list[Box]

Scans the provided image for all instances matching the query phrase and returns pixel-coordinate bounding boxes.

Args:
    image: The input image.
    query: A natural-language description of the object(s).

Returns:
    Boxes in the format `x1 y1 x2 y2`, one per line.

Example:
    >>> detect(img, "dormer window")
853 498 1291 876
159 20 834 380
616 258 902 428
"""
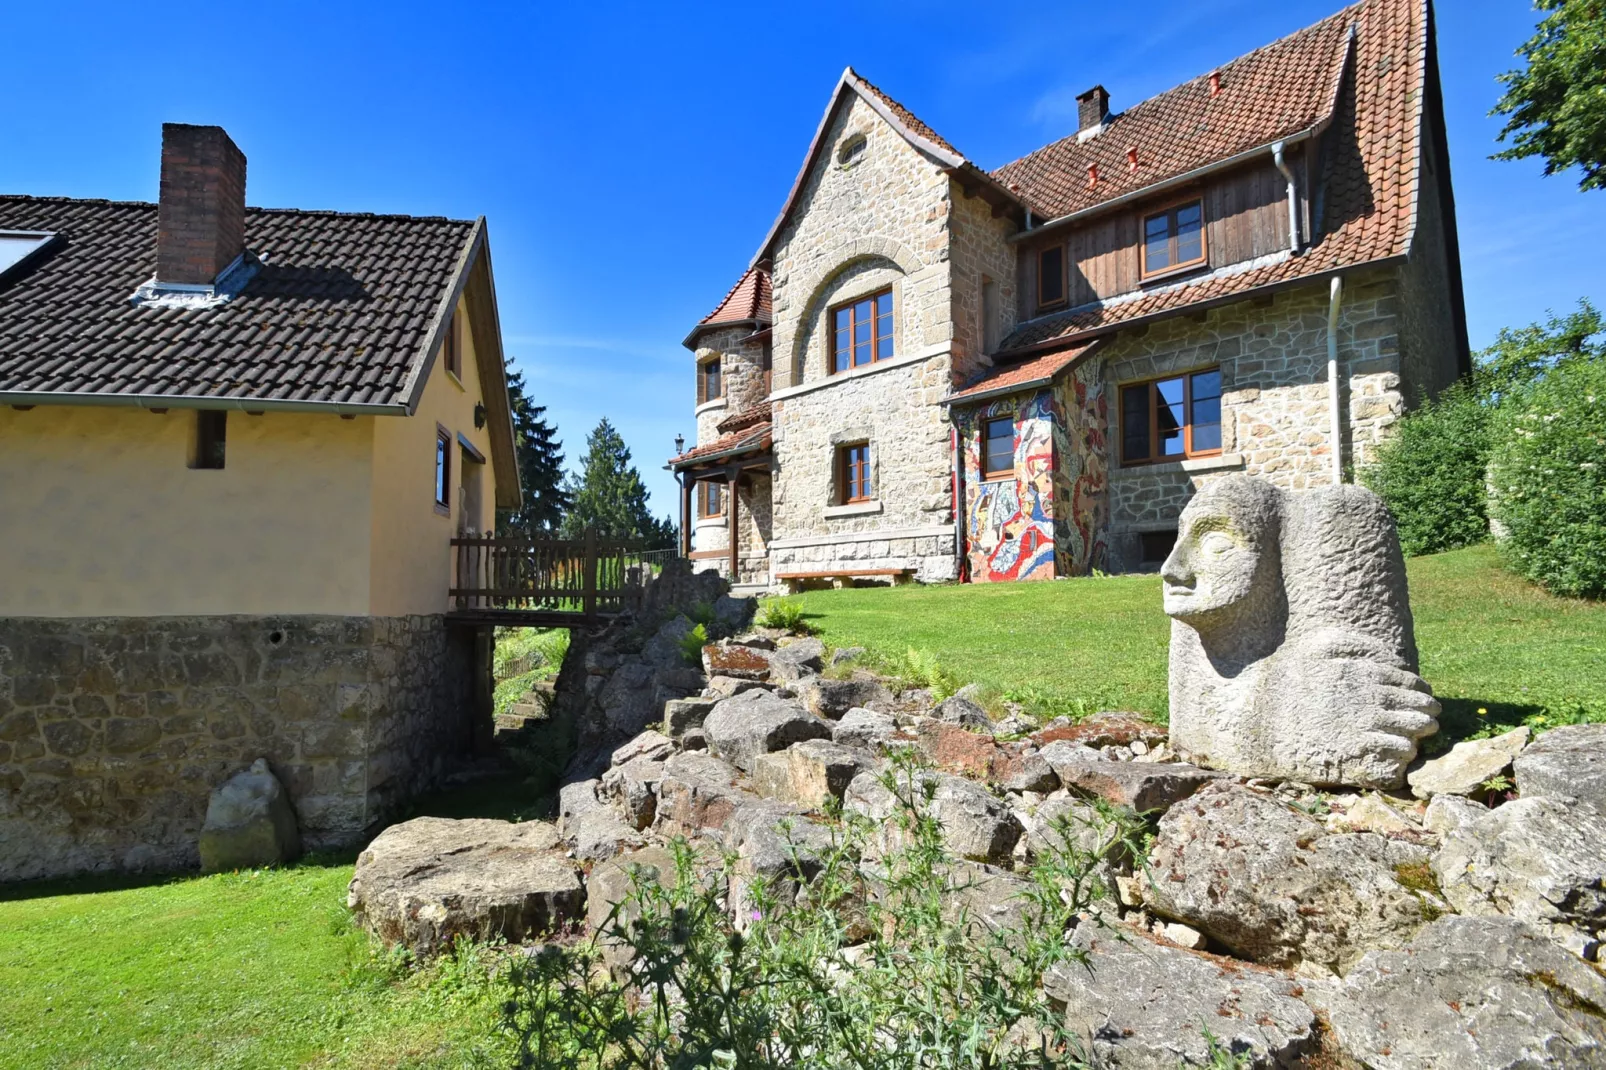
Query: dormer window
0 231 55 284
1038 245 1066 308
698 356 723 404
1142 199 1207 278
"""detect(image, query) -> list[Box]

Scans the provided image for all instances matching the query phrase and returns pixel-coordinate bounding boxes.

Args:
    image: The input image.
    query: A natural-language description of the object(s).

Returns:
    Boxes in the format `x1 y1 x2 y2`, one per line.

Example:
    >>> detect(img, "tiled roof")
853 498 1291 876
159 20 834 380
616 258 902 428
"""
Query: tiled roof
944 342 1103 404
996 0 1428 355
852 71 964 158
715 399 772 435
0 195 476 407
991 6 1358 220
670 415 773 469
685 266 772 348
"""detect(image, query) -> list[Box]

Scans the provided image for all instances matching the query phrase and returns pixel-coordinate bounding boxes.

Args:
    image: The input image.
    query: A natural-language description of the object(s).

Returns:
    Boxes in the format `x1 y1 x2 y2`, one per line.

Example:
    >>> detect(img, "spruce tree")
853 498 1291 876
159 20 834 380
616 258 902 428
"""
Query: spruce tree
497 369 572 536
559 418 678 548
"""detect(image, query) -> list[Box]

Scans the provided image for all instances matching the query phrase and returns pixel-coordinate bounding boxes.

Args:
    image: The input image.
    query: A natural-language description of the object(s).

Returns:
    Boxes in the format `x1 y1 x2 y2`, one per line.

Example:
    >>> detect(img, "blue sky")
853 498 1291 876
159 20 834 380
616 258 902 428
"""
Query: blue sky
3 1 1597 518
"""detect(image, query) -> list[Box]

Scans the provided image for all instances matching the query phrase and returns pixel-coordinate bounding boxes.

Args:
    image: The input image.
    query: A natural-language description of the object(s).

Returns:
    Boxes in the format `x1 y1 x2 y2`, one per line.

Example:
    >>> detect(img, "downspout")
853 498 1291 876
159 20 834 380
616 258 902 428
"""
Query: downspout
950 421 969 583
1272 141 1300 253
1327 275 1344 485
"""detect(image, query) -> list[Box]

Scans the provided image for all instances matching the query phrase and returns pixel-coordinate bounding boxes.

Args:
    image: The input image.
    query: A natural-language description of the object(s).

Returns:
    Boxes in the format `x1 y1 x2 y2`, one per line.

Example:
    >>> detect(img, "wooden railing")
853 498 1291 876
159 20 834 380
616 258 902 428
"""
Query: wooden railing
449 530 677 622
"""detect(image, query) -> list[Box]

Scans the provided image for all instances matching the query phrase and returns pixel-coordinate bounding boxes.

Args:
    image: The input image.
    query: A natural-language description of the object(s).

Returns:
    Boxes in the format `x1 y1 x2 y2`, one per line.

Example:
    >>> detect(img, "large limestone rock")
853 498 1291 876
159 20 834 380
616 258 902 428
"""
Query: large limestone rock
1407 726 1529 799
767 637 825 682
198 759 301 873
832 707 897 750
1514 723 1606 815
1311 916 1606 1068
1044 925 1318 1069
703 690 830 772
1146 782 1432 972
347 817 583 957
1039 742 1219 812
655 751 752 834
1163 477 1440 789
798 675 894 718
844 769 1020 864
751 738 869 809
1432 796 1606 939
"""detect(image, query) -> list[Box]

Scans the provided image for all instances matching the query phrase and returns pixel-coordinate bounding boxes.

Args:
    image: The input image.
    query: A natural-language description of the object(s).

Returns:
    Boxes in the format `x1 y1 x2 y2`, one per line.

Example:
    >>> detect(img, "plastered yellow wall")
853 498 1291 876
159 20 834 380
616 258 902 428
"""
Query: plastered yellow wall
368 294 500 617
0 405 375 616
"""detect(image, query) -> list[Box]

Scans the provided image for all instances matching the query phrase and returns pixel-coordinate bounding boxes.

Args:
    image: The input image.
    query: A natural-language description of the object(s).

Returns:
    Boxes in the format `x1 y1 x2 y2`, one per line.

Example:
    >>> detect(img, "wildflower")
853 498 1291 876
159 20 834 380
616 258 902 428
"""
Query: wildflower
1477 707 1488 716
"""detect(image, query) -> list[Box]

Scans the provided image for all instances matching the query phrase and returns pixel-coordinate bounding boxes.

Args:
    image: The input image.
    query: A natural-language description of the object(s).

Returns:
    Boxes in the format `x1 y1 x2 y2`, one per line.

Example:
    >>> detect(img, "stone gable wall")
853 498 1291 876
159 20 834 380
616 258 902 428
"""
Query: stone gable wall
0 614 478 882
1098 271 1407 570
948 187 1020 382
1394 108 1465 408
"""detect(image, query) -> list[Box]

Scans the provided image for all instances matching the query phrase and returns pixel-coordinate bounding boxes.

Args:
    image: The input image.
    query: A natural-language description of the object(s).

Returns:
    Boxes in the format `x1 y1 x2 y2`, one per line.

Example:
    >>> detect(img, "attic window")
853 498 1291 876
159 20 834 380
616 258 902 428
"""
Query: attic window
838 133 867 168
0 231 55 282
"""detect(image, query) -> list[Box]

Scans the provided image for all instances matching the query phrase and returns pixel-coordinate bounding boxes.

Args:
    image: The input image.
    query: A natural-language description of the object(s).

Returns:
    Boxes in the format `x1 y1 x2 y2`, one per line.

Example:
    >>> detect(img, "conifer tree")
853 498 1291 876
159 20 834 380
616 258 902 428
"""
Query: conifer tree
559 418 677 547
497 369 572 536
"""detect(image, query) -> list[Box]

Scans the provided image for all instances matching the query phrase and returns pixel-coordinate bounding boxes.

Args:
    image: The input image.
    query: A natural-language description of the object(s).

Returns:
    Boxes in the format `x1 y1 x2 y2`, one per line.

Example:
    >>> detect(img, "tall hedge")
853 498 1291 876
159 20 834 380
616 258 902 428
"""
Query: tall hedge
1360 382 1492 557
1487 356 1606 598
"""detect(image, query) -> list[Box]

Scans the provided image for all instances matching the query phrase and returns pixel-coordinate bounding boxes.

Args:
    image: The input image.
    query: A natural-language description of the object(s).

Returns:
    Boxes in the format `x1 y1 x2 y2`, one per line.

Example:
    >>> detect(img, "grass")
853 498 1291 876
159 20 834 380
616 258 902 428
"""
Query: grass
492 627 568 717
795 544 1606 741
0 858 513 1069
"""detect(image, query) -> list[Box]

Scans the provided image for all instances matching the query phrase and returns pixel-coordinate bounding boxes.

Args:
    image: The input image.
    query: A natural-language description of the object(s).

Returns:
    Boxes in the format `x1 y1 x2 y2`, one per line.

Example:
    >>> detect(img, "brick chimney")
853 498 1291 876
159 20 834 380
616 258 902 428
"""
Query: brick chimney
157 124 247 286
1076 86 1110 136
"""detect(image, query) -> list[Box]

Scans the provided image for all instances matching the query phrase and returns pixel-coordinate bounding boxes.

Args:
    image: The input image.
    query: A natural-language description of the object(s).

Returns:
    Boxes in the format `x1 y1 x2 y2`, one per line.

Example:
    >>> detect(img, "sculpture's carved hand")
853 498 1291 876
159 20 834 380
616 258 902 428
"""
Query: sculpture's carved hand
1272 630 1440 787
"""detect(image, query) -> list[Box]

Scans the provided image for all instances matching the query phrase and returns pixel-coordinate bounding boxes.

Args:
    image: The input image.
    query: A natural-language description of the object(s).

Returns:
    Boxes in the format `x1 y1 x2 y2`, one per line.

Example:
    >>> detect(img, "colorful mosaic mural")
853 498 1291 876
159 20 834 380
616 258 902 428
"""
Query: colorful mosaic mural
956 359 1110 583
959 389 1062 583
1054 360 1109 575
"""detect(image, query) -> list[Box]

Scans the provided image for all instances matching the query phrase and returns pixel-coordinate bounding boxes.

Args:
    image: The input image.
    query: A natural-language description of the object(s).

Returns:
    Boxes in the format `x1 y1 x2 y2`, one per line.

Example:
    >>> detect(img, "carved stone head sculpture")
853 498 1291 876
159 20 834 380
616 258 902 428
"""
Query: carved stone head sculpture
1163 475 1439 789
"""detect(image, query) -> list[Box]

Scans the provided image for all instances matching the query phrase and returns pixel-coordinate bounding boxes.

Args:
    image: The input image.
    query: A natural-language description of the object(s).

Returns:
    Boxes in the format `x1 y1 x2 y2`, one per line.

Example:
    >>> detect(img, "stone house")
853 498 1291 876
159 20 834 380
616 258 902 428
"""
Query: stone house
669 0 1466 588
0 125 521 881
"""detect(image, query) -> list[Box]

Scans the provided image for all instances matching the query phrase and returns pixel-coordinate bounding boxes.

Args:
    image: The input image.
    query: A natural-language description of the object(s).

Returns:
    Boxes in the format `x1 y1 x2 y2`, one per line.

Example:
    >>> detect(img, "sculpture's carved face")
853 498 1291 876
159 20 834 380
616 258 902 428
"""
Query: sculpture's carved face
1161 480 1280 629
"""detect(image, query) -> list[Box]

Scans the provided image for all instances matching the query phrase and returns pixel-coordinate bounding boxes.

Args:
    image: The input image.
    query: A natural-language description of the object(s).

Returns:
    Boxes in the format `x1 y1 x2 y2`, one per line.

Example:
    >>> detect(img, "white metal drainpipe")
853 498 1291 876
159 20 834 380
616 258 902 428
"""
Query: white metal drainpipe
1272 141 1300 254
1328 275 1345 485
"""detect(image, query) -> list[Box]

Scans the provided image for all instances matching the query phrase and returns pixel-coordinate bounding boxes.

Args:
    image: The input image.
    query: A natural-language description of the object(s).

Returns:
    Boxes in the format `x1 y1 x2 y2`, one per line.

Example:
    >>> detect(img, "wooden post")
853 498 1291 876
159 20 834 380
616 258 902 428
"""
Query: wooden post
679 473 692 557
583 527 599 621
728 471 741 581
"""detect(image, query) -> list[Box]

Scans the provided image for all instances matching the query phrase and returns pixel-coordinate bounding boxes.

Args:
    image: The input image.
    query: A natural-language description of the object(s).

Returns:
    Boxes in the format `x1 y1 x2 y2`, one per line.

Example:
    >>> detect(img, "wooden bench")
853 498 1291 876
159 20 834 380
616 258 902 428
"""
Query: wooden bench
775 568 914 592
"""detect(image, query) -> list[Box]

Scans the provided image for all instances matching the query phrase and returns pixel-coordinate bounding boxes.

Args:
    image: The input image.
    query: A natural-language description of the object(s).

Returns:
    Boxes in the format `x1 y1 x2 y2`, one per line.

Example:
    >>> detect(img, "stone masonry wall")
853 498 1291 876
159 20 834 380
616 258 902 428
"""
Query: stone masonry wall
766 91 962 582
0 614 479 882
692 324 768 447
948 185 1020 382
1100 271 1406 570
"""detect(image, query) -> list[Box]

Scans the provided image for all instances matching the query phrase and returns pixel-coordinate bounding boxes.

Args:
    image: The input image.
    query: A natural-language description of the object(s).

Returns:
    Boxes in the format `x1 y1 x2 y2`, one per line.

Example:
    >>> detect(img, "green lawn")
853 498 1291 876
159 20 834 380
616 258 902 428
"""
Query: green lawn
4 543 1601 1068
796 544 1606 746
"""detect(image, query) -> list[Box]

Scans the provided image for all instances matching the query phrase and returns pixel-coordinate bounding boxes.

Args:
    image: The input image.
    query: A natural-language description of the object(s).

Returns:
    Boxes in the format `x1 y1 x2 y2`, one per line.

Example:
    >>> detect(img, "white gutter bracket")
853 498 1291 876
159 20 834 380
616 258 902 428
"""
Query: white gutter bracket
1272 141 1300 254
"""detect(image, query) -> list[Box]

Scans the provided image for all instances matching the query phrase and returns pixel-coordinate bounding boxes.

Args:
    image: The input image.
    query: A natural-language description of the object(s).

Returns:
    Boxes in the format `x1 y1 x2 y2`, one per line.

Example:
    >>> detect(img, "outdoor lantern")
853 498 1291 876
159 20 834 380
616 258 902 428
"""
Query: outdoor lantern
675 434 685 455
473 402 487 430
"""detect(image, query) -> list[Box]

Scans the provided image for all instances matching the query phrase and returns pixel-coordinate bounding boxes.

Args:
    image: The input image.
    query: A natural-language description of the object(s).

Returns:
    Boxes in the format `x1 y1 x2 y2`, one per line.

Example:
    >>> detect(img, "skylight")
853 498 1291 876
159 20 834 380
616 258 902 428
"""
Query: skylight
0 231 56 282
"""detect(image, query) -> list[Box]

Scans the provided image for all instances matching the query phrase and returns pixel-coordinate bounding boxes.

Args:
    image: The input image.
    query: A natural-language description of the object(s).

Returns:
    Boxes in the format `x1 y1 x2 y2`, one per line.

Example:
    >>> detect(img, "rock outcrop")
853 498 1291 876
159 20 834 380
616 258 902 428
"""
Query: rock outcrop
198 758 301 874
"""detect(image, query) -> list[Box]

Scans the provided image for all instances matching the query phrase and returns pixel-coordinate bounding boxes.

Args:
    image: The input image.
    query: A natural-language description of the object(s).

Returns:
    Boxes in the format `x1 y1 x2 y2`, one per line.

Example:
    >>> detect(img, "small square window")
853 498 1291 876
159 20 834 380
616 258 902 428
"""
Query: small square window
982 417 1015 480
1038 245 1066 308
836 442 873 503
1118 366 1223 465
190 410 226 470
435 427 452 511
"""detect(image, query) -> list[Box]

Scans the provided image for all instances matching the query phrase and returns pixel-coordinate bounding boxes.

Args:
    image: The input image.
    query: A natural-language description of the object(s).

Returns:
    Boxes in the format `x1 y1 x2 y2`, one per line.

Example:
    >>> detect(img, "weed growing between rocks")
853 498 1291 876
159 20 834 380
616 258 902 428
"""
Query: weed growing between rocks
679 623 710 666
756 597 813 634
491 753 1148 1069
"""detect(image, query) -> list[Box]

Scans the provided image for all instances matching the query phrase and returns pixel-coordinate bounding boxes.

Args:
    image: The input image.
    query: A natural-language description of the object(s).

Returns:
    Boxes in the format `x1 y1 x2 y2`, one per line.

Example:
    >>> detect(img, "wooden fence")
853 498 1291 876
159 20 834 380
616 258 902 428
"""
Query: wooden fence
448 530 677 623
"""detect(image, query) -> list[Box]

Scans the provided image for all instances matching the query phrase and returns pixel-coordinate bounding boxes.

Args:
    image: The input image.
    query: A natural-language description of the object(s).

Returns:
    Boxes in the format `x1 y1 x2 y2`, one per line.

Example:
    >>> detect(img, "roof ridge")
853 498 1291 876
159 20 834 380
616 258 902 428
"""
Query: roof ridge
848 70 964 159
989 0 1366 178
0 193 474 225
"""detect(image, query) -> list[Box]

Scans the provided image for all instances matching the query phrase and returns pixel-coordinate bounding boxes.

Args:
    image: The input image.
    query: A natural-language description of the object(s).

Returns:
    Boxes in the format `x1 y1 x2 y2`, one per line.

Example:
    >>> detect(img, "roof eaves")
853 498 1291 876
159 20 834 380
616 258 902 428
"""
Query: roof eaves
0 390 409 415
1395 1 1430 263
941 339 1106 406
399 217 485 417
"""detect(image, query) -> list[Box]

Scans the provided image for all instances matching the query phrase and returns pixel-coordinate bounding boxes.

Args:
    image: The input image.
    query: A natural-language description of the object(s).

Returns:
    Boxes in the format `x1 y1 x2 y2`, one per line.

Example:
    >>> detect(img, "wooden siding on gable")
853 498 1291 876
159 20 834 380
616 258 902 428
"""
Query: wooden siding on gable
1018 152 1304 318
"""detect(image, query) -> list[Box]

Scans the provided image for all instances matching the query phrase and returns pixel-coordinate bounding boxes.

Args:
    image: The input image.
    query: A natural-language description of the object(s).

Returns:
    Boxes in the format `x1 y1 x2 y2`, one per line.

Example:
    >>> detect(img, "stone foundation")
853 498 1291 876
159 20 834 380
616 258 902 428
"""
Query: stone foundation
0 614 482 883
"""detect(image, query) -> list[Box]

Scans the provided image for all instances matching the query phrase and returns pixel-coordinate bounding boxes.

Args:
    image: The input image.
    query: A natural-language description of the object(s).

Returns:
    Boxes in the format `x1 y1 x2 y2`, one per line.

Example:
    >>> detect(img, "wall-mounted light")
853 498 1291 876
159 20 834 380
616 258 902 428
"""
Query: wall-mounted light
474 403 487 430
675 434 685 455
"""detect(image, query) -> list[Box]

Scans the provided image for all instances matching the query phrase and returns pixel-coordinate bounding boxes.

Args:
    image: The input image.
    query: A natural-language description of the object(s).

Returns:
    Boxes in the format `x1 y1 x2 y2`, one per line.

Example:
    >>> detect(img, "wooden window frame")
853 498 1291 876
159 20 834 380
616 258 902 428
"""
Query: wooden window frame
434 425 452 514
443 313 462 380
835 442 873 504
1139 196 1208 280
697 355 723 405
698 480 725 519
828 289 895 374
980 416 1016 481
1036 244 1067 310
1118 366 1223 467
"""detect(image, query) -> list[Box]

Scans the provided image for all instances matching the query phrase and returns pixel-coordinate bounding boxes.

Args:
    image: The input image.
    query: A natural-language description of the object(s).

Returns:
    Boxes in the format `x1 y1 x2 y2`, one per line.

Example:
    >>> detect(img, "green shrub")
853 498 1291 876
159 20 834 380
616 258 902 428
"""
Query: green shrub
1488 356 1606 598
678 622 709 665
755 597 811 634
492 752 1148 1069
1359 381 1492 556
